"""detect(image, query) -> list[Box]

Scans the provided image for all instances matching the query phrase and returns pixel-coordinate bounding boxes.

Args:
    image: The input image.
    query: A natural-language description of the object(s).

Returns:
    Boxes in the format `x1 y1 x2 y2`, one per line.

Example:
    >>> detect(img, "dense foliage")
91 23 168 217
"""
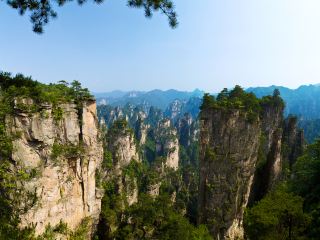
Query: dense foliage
0 72 93 105
200 86 285 122
245 139 320 239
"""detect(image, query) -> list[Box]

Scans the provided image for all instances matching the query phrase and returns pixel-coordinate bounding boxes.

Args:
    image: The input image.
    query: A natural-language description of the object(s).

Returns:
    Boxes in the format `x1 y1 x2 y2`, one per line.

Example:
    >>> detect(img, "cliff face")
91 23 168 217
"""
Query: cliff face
105 122 140 206
198 91 303 240
155 119 179 170
199 109 261 239
248 103 284 203
282 116 304 168
7 99 103 235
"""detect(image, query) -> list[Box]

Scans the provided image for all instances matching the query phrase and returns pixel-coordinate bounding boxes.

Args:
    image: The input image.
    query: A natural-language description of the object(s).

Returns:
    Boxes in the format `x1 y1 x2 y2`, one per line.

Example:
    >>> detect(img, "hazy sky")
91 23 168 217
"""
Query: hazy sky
1 0 320 92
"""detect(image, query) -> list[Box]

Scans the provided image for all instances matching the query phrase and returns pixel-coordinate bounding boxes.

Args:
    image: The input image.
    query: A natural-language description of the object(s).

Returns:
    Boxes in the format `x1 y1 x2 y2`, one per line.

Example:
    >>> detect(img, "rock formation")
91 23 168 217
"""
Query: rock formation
198 109 261 239
198 89 290 240
248 101 285 203
7 98 103 236
105 119 140 206
155 119 179 170
282 116 304 168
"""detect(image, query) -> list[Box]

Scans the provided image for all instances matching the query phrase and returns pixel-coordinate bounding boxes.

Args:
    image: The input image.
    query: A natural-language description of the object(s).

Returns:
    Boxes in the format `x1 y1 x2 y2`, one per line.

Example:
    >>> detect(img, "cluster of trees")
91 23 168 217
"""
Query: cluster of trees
201 86 285 122
0 72 93 106
98 171 211 240
245 139 320 239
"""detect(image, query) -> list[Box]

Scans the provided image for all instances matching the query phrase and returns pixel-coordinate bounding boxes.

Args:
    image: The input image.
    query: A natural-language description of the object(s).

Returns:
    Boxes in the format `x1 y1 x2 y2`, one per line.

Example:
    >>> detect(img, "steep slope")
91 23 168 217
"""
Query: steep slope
198 87 286 239
199 108 261 239
0 74 103 238
9 99 103 235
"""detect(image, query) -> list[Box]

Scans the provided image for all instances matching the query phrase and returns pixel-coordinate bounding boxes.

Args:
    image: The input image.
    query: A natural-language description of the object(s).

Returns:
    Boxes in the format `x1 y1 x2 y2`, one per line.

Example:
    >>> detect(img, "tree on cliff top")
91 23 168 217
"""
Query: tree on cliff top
4 0 177 33
200 86 285 123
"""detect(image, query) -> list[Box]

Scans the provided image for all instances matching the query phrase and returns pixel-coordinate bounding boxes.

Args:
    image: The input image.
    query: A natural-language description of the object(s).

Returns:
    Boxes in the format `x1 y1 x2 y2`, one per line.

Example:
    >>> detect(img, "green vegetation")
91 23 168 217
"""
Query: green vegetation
51 142 85 162
107 118 134 137
112 194 211 240
32 219 91 240
200 86 285 122
98 115 210 239
0 72 92 239
245 139 320 239
0 72 93 105
244 186 309 240
98 180 211 240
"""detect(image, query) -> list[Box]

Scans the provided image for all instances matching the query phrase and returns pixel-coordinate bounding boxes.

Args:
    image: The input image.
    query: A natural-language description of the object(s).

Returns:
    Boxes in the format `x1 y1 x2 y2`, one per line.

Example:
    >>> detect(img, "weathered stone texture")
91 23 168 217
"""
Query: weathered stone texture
8 100 103 236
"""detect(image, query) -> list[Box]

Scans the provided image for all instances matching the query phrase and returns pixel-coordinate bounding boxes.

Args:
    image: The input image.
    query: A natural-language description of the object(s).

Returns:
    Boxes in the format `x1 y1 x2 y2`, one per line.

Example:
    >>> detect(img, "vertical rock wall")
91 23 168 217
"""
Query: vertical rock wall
249 103 284 204
155 119 179 170
106 124 140 206
198 109 261 239
7 99 103 236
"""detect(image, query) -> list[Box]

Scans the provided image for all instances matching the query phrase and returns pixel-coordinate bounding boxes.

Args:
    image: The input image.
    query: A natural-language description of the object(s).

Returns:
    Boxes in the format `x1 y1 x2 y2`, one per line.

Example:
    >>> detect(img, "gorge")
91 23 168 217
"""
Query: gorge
0 73 315 240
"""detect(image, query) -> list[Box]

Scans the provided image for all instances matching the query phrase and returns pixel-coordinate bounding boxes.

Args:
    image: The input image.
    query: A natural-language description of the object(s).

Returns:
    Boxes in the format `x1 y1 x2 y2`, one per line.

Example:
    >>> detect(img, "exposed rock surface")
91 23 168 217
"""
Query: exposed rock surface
198 109 261 239
282 116 304 168
7 99 103 236
155 119 179 170
198 95 305 240
106 124 140 206
249 103 284 203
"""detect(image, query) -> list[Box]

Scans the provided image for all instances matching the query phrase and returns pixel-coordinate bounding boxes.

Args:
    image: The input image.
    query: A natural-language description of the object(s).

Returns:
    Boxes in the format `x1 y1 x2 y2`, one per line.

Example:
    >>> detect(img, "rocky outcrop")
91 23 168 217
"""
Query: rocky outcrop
108 131 139 171
282 116 304 168
155 119 179 170
198 91 303 239
165 99 184 122
198 109 261 239
106 122 140 206
176 113 193 147
7 99 103 236
135 117 149 145
249 102 284 203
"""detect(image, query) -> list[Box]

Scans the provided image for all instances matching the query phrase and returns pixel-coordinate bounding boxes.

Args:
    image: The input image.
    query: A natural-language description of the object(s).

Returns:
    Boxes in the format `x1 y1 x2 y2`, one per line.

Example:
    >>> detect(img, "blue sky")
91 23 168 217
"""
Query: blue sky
1 0 320 92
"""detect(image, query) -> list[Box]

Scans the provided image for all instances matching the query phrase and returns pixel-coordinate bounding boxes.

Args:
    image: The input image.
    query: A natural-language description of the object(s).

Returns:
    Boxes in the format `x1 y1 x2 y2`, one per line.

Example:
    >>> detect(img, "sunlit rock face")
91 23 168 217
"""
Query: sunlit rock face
155 119 179 170
7 99 103 236
106 123 140 206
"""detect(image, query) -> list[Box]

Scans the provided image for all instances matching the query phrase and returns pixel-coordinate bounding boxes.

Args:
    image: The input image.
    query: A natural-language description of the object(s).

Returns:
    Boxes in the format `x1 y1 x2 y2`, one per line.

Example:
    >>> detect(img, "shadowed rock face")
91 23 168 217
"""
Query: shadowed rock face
248 103 284 204
7 99 103 236
198 109 261 239
198 97 305 240
282 116 304 168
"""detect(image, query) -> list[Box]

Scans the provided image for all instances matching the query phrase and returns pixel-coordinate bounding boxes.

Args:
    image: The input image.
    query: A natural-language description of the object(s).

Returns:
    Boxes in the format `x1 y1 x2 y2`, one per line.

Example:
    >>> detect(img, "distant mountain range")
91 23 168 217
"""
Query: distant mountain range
247 85 320 120
94 89 204 110
95 84 320 143
95 84 320 120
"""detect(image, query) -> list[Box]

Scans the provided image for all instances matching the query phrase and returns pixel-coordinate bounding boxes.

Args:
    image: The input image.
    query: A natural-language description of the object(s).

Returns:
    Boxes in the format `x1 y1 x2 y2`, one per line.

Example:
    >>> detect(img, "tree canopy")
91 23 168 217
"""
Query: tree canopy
5 0 177 33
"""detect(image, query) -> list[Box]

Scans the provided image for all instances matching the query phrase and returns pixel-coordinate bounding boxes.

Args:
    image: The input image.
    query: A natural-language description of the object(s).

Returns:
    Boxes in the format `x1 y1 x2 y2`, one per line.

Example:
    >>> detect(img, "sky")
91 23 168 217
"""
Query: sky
1 0 320 93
